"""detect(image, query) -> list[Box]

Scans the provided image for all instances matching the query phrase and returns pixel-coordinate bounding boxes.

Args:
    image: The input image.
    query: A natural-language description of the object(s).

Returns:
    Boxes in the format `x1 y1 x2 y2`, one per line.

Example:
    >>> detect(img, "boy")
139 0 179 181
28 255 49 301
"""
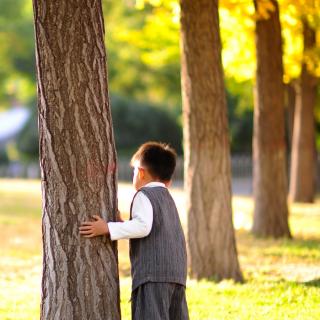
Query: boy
79 142 189 320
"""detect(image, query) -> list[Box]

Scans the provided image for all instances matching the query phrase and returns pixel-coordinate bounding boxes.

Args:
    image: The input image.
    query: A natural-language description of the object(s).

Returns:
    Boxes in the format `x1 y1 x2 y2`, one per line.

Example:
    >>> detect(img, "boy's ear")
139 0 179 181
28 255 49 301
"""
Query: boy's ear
165 180 172 187
138 167 145 179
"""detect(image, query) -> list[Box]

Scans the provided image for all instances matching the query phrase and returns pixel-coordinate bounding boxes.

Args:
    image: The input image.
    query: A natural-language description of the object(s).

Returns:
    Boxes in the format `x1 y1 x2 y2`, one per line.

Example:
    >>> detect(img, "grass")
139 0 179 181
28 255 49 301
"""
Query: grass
0 178 320 319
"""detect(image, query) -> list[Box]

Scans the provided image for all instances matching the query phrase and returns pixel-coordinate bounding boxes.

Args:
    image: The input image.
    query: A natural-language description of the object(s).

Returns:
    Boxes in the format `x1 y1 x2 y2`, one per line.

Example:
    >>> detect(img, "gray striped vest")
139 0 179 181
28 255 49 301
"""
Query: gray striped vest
129 186 187 291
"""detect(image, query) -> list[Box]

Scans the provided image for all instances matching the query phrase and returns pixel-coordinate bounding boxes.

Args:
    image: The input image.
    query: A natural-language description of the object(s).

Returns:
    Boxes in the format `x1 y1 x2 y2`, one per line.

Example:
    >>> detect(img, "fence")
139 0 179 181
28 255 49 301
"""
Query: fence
0 155 319 190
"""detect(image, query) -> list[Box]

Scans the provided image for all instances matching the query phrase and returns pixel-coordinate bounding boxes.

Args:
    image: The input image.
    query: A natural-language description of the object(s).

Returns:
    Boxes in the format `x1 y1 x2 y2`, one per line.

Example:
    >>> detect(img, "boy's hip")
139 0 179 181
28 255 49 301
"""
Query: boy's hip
131 274 187 293
131 282 189 320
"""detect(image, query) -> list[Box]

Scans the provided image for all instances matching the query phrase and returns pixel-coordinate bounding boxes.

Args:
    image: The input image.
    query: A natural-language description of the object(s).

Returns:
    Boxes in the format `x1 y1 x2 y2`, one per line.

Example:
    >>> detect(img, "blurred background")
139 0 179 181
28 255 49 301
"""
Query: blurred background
2 0 314 192
1 1 320 319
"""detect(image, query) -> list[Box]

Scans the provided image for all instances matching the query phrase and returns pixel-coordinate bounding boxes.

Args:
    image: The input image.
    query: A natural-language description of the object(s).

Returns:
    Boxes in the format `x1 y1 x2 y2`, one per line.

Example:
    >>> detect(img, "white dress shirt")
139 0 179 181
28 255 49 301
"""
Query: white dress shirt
108 181 166 241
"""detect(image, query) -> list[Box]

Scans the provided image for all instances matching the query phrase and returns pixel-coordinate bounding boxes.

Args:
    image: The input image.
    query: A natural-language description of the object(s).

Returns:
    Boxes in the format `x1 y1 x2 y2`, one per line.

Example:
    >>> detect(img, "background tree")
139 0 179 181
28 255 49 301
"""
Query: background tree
2 0 319 199
285 83 296 149
32 0 120 318
251 0 291 238
180 0 243 281
289 19 318 202
129 0 256 153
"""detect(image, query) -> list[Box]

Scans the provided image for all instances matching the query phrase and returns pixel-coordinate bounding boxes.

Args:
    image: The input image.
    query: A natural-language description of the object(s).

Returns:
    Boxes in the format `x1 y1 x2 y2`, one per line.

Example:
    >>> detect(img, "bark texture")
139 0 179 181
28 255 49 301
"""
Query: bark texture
33 1 120 319
252 0 291 238
289 20 317 203
180 0 242 281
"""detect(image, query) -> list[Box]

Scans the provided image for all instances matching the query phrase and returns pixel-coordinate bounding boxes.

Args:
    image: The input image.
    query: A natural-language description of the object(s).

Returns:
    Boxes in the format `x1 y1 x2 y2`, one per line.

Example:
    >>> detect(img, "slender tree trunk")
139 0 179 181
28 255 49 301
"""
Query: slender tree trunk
252 0 291 238
180 0 242 281
289 20 317 203
33 1 120 319
285 82 296 150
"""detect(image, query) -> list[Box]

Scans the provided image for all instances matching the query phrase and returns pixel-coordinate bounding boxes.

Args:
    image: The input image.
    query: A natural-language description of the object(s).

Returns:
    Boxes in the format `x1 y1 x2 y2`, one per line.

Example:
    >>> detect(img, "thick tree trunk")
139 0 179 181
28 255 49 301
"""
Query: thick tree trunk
289 20 317 203
251 0 291 238
33 1 121 319
180 0 242 281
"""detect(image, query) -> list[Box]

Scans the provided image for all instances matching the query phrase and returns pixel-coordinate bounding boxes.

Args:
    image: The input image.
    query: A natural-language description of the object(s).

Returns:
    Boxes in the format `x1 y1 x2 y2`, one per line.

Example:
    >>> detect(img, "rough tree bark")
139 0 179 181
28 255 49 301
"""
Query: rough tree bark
179 0 243 281
33 1 120 319
251 0 291 238
289 20 317 203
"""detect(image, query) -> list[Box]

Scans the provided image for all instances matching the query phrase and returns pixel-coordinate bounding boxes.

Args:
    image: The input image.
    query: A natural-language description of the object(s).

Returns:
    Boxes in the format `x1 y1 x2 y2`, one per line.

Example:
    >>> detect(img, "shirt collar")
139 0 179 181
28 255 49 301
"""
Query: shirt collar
144 181 166 188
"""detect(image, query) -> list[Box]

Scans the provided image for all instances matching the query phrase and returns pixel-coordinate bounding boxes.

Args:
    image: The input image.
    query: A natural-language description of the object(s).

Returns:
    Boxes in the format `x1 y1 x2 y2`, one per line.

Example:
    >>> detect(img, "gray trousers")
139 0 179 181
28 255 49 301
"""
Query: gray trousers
131 282 189 320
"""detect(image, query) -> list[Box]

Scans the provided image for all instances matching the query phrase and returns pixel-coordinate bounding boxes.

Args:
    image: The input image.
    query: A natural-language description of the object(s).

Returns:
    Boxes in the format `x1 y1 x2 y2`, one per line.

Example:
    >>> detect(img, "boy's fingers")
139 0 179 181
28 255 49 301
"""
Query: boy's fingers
83 233 95 238
79 226 92 231
92 215 100 220
81 221 93 226
79 230 93 235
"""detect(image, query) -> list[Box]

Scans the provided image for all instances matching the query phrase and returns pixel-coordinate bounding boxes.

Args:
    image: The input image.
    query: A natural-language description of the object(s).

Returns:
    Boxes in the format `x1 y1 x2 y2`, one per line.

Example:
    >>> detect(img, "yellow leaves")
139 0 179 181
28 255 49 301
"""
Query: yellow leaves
281 14 304 81
286 0 320 16
135 0 180 23
254 0 276 20
280 0 320 28
219 7 256 81
222 0 319 81
131 0 320 80
135 0 176 10
280 0 320 79
118 5 180 69
304 47 320 76
136 0 162 9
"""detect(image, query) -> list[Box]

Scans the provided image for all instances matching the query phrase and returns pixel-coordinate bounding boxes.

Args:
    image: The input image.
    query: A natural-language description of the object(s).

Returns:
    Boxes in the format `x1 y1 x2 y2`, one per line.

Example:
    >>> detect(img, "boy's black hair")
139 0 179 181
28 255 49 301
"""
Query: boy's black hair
131 142 177 181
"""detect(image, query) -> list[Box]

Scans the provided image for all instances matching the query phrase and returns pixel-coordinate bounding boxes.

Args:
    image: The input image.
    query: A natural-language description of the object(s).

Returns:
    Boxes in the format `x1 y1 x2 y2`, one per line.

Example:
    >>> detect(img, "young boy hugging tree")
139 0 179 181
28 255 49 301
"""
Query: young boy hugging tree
79 142 189 320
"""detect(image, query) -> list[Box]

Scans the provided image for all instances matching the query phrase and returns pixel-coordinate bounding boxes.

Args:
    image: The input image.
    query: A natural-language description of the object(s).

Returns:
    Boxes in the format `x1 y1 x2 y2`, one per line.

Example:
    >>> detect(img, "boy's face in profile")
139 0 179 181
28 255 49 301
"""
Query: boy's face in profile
132 160 146 190
132 159 171 190
130 142 176 191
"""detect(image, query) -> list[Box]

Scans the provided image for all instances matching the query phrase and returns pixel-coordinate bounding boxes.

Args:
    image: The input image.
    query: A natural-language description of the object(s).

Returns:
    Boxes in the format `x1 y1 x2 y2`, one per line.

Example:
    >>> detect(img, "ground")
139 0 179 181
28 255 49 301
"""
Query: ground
0 179 319 319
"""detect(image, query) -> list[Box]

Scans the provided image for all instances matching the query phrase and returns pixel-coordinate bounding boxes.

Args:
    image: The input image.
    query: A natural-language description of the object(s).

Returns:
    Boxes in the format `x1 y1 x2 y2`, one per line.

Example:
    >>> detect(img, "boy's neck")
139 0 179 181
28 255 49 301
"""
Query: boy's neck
142 180 165 187
140 180 168 188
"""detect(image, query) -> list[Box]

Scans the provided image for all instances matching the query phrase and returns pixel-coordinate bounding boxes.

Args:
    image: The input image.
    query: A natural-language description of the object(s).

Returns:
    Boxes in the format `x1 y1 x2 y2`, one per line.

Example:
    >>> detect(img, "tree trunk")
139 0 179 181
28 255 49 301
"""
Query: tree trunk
289 20 317 203
32 1 121 319
251 0 291 238
179 0 243 281
285 82 296 150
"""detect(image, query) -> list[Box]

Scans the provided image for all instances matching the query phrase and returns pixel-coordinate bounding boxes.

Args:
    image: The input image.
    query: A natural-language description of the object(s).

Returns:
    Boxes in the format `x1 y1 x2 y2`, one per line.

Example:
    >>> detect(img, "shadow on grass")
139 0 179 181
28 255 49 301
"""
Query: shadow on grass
300 278 320 288
235 230 320 285
281 237 320 248
237 229 320 252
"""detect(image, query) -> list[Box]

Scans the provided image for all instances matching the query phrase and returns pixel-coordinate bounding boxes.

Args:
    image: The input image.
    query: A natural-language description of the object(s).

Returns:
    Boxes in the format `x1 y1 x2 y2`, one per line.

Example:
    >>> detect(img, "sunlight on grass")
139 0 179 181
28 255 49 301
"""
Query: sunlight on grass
232 196 253 230
0 178 320 319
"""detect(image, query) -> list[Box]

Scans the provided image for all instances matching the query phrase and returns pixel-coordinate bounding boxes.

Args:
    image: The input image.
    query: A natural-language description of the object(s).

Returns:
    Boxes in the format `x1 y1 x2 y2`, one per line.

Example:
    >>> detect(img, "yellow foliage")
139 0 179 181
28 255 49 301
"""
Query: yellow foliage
254 0 276 20
135 0 176 9
219 6 256 81
134 0 320 80
280 0 320 78
119 5 180 68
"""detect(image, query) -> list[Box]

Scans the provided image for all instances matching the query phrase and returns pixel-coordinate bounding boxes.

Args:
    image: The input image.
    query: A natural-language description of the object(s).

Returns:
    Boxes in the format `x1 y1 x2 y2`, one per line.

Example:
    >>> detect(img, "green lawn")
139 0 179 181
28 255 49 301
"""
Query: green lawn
0 179 320 319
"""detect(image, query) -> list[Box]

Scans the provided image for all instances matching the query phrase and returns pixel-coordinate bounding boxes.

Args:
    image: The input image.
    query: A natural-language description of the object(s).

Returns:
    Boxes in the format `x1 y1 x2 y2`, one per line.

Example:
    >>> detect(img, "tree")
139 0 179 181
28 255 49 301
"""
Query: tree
285 83 296 149
251 0 291 238
32 1 120 319
289 19 318 202
180 0 242 281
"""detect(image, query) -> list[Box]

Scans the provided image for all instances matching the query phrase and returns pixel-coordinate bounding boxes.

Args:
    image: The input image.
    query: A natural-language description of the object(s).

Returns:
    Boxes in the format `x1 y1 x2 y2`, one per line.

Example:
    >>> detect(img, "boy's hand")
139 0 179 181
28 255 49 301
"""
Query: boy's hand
79 215 109 238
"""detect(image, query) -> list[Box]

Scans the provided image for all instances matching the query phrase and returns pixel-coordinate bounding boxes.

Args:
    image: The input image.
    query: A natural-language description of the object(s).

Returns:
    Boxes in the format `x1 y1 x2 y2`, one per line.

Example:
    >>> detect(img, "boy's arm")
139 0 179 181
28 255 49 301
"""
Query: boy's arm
78 210 122 238
79 192 153 240
108 192 153 240
79 214 110 238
